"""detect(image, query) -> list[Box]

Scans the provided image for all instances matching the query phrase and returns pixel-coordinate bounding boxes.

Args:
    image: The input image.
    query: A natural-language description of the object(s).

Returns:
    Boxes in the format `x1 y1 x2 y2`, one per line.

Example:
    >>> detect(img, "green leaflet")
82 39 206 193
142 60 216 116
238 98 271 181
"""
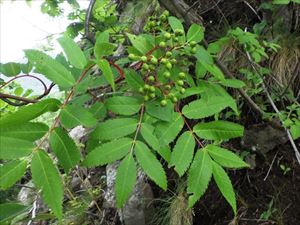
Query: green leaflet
219 79 246 88
0 203 30 224
0 122 48 141
187 24 204 42
0 136 34 159
290 124 300 140
31 150 63 219
157 146 172 163
140 123 160 151
134 141 167 190
0 160 27 190
90 118 138 141
206 145 249 168
212 161 237 214
94 42 116 59
24 49 75 89
182 96 235 119
145 101 174 122
124 69 144 91
49 127 81 173
0 62 21 76
193 121 244 141
82 138 132 167
155 113 184 146
97 59 115 91
105 96 142 116
0 99 61 127
89 102 107 120
187 149 212 208
57 36 87 69
115 153 137 208
170 131 195 177
60 104 97 129
127 33 153 55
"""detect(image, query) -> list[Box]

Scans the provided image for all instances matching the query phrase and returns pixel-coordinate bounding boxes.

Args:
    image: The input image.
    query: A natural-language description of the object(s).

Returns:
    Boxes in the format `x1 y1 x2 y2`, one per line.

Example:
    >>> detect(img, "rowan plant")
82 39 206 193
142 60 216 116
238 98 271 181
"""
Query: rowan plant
2 9 281 223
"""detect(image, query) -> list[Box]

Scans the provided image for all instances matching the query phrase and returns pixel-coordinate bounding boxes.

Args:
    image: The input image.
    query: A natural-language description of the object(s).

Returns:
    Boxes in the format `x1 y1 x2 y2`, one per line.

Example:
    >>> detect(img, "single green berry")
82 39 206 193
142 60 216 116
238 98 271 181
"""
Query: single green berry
180 87 186 94
128 54 136 60
177 80 184 86
160 15 167 22
144 95 150 101
159 41 166 48
166 51 172 57
160 58 168 64
164 32 171 40
144 84 150 90
175 29 183 36
149 93 156 98
190 41 197 47
150 57 158 65
147 76 155 82
141 56 148 62
172 96 178 103
179 72 186 79
149 86 156 92
142 63 149 70
138 87 144 93
160 99 167 107
166 62 172 69
164 84 171 90
163 71 171 78
171 58 177 64
163 10 170 17
190 47 197 54
173 37 179 42
149 65 156 71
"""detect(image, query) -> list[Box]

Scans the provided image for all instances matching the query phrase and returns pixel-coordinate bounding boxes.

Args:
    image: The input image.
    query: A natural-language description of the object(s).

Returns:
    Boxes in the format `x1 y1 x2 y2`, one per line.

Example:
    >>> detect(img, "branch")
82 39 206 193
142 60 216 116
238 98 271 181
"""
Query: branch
0 93 38 103
84 0 97 44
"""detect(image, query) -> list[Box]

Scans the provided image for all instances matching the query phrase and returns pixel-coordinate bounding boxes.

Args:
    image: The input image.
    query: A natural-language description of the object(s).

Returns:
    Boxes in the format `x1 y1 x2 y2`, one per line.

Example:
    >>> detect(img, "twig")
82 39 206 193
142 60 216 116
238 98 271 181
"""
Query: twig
243 1 262 21
263 151 278 181
84 0 97 44
0 93 38 103
0 74 47 90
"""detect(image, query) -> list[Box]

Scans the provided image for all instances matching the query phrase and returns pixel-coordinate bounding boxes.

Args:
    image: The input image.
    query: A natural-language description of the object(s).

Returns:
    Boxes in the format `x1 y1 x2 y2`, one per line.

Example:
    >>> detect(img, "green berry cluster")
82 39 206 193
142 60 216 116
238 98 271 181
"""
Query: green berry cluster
127 10 201 106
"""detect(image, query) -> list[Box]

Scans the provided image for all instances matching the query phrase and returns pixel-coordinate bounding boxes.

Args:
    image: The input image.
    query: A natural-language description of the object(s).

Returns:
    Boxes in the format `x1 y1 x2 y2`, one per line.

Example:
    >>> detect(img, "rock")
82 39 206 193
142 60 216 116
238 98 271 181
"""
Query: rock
242 123 288 154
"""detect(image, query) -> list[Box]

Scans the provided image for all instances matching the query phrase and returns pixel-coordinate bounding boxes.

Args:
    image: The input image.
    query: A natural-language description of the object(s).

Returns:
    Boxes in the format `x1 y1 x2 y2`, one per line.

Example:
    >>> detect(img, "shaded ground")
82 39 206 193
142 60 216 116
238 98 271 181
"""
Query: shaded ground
193 142 300 225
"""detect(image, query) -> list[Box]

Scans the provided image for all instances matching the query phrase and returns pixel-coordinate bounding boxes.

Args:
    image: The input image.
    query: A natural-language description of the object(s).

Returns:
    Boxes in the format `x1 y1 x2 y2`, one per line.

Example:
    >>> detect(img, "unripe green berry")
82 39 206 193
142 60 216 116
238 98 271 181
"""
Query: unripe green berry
160 58 168 64
142 63 149 70
180 87 186 94
190 41 197 47
149 86 155 92
164 32 171 40
141 56 148 62
163 10 169 17
160 14 167 22
173 37 179 42
144 84 150 90
138 87 144 93
150 57 158 65
179 72 186 79
144 95 150 101
166 51 172 57
175 29 183 36
166 62 172 69
128 54 136 60
171 59 177 64
177 80 184 86
164 84 171 90
147 76 155 82
149 65 156 71
190 47 197 54
160 99 167 107
149 93 156 98
163 71 171 78
172 96 178 103
159 41 166 48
